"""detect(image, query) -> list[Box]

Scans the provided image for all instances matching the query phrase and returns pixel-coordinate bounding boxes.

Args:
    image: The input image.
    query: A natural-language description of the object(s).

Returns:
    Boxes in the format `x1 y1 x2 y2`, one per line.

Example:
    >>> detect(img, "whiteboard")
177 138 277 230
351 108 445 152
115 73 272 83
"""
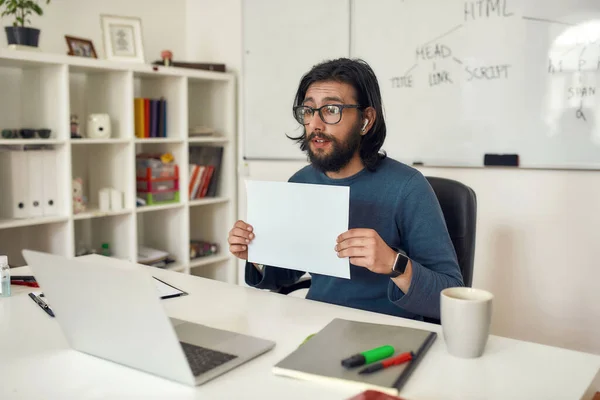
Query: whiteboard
352 0 600 168
243 0 600 169
242 0 350 160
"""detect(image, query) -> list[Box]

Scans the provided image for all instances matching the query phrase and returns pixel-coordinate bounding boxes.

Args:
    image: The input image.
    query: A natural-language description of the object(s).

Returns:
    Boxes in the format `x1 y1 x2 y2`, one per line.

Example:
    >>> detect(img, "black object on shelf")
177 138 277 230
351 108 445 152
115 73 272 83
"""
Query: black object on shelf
151 60 226 72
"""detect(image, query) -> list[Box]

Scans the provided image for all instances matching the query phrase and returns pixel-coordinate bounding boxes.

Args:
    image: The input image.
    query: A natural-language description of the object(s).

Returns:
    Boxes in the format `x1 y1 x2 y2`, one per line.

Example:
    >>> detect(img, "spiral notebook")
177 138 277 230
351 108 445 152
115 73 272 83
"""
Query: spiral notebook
272 318 436 396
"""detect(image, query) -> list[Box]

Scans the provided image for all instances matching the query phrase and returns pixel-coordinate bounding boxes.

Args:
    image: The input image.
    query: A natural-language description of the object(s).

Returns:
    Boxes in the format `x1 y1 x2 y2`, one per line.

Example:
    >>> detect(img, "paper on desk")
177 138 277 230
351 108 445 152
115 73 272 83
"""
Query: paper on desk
246 180 350 279
152 277 186 299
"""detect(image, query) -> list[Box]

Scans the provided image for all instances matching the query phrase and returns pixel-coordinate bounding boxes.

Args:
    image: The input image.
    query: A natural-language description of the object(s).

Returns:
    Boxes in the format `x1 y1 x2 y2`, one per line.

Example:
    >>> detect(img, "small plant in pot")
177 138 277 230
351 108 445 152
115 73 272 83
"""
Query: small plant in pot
1 0 51 48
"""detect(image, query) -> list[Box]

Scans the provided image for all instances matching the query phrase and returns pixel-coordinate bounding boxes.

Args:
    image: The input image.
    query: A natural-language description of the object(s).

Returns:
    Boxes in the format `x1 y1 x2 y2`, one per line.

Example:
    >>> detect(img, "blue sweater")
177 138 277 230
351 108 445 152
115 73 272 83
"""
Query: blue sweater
244 157 464 320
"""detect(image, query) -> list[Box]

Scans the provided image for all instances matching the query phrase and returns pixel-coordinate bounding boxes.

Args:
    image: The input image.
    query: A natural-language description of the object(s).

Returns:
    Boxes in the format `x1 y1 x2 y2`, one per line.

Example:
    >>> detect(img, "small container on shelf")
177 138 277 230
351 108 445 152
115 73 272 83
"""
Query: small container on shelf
137 189 180 206
136 157 178 180
136 178 177 192
136 153 180 206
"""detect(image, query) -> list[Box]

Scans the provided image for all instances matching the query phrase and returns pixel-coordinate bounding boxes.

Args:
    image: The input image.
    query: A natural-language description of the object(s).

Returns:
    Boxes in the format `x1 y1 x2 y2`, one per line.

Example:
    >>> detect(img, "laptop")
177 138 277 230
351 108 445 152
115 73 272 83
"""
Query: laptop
22 249 275 387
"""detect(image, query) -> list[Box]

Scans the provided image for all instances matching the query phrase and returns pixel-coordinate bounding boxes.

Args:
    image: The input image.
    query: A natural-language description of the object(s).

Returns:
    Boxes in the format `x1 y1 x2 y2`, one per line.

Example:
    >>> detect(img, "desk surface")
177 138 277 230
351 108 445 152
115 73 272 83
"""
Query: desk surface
1 265 599 400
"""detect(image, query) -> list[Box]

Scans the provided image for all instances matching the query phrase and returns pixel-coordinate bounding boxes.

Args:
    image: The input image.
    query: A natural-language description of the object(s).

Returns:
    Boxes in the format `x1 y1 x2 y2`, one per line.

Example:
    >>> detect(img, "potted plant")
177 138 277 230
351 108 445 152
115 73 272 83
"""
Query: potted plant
0 0 51 47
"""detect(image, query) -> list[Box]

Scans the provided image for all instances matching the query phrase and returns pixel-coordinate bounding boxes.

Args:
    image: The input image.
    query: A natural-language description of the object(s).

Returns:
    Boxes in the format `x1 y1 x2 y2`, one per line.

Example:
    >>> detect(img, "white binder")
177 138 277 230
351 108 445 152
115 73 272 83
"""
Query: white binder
41 150 58 216
26 150 44 217
6 150 29 219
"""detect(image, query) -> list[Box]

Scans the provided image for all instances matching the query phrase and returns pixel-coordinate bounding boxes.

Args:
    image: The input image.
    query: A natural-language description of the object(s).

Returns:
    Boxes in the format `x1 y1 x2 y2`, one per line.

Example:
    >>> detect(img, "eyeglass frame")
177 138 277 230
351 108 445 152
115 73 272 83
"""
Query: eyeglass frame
292 104 364 125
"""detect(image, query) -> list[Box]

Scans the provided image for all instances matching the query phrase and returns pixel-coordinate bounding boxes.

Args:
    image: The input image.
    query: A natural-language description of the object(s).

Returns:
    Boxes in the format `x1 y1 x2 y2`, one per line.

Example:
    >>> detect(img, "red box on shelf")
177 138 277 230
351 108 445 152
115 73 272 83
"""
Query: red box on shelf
136 163 178 180
136 164 180 193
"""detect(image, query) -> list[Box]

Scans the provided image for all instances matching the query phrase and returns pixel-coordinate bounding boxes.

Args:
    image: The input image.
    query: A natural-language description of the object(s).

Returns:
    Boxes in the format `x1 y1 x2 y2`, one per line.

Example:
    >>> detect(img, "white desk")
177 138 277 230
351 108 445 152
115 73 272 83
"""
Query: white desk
1 265 599 400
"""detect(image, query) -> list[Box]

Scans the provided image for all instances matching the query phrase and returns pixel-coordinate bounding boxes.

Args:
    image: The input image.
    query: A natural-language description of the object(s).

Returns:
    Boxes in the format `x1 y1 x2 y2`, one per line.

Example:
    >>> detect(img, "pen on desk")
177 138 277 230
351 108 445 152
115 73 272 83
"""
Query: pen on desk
358 351 413 375
28 292 55 317
341 345 395 368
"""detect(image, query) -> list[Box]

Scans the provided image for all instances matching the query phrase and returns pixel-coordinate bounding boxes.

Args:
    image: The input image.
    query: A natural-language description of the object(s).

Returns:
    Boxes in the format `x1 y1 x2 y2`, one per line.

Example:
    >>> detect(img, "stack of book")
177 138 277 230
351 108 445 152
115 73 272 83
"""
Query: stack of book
134 97 167 138
188 146 224 199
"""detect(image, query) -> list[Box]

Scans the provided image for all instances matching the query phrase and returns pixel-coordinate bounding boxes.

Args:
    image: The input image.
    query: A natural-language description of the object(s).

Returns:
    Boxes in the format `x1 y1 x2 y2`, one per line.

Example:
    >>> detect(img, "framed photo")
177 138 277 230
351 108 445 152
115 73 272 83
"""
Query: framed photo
65 35 97 58
100 14 145 63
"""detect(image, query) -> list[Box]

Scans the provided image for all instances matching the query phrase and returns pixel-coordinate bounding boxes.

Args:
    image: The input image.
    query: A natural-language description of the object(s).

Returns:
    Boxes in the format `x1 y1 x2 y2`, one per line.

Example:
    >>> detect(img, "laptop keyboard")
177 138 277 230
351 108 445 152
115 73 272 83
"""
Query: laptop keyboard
179 341 238 377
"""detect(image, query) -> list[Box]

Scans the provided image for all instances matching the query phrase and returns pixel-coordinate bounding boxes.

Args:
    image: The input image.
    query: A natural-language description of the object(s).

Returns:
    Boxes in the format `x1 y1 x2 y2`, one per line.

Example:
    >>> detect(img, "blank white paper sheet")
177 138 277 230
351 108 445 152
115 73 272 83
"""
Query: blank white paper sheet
246 180 350 279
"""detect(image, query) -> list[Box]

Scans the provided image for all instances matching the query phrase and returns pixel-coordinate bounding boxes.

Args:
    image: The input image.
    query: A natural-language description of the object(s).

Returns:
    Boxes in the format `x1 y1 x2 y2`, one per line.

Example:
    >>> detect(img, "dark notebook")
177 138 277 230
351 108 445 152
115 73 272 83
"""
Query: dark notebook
273 318 436 396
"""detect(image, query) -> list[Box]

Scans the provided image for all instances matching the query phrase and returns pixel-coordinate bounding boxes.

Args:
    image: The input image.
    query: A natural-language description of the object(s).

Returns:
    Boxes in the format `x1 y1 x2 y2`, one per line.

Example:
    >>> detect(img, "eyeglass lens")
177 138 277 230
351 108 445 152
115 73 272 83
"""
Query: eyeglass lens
295 105 342 125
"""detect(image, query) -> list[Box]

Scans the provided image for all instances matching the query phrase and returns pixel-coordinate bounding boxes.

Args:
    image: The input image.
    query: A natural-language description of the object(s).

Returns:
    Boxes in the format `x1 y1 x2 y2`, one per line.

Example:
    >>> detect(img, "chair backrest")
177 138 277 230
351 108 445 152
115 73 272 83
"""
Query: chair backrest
425 176 477 287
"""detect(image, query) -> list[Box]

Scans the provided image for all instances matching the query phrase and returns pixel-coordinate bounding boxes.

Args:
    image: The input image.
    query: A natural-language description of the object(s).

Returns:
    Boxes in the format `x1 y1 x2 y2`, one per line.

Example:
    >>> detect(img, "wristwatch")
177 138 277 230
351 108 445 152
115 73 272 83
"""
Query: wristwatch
389 251 409 278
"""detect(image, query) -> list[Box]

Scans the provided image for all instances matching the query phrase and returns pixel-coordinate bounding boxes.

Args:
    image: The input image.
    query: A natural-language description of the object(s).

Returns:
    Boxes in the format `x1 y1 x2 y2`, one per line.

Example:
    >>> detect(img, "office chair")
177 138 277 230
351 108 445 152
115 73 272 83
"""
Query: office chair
425 176 477 288
276 176 478 322
421 176 477 324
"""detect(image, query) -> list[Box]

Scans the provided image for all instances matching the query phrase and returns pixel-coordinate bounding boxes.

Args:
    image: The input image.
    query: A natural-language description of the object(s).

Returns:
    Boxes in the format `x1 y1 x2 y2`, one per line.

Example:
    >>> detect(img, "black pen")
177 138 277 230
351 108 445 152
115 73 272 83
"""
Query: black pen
11 275 36 282
28 292 55 317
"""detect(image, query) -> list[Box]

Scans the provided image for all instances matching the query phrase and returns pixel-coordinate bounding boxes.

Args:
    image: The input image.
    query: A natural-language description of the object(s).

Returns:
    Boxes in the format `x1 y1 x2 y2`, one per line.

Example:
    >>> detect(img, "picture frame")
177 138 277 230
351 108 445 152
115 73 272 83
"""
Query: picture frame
65 35 98 58
100 14 145 63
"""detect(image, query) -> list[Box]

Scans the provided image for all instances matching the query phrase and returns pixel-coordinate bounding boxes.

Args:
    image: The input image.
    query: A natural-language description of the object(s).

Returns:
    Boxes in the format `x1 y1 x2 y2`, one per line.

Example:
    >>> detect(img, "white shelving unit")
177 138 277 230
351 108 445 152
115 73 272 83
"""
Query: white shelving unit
0 49 238 284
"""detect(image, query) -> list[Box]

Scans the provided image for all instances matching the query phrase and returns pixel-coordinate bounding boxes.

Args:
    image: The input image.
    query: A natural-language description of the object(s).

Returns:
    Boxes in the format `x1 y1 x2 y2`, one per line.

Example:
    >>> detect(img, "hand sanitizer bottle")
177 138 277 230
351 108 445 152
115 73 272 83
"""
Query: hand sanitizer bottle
0 255 10 297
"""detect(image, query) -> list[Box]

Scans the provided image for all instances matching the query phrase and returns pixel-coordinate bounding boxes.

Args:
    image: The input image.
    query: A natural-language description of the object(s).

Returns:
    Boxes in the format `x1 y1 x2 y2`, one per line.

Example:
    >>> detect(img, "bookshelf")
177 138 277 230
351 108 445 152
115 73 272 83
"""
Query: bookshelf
0 49 238 284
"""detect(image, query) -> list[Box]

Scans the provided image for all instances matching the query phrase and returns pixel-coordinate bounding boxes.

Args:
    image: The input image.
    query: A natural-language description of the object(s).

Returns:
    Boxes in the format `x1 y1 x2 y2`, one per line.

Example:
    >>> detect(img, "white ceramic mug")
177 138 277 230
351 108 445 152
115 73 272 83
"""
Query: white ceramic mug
441 287 493 358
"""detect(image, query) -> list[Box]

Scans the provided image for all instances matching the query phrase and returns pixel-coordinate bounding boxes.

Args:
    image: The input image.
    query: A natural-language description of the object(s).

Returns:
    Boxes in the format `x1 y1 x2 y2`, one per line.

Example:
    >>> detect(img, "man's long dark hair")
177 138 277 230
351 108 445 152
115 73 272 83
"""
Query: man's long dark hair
287 58 387 171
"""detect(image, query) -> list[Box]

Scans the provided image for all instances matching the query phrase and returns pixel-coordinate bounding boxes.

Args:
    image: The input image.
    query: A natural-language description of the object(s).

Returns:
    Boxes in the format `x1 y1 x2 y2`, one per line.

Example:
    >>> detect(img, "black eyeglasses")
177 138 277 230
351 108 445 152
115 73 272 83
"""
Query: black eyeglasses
293 104 363 125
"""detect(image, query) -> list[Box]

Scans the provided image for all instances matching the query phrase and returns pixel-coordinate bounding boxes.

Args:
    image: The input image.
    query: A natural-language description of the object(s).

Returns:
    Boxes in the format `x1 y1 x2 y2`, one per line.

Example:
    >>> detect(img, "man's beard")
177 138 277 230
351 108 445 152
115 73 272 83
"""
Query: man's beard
302 124 362 173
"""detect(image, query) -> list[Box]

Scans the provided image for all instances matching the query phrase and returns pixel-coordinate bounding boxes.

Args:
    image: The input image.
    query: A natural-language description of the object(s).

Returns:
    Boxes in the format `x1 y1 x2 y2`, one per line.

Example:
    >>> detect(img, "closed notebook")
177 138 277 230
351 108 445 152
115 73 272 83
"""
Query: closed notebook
272 318 436 396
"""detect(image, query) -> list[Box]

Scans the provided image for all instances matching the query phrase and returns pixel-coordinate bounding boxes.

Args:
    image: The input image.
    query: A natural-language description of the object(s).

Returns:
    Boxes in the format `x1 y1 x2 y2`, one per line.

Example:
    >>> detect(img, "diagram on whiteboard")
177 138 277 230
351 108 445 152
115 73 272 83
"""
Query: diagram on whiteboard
351 0 600 168
389 0 599 123
391 0 515 89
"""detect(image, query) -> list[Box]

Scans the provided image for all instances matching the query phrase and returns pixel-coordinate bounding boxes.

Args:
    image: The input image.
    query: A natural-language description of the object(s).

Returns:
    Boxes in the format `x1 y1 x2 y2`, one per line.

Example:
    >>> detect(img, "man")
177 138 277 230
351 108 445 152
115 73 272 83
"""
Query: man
228 58 464 320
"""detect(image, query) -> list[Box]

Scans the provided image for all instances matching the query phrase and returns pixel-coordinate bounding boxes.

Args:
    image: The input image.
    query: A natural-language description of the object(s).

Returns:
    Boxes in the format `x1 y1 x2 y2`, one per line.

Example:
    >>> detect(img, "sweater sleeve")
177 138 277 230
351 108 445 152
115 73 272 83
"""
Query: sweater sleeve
244 261 306 291
387 171 465 319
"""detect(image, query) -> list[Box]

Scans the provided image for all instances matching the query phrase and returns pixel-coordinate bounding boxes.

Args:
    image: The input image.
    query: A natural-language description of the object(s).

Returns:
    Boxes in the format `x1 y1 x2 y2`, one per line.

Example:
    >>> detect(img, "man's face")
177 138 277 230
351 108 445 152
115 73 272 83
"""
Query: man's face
300 81 363 173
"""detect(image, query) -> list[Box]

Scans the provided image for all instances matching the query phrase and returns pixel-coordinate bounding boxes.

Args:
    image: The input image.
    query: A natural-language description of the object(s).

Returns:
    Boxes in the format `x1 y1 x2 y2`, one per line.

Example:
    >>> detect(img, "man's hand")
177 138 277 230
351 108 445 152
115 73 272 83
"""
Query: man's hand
228 220 254 260
335 228 397 274
335 228 413 293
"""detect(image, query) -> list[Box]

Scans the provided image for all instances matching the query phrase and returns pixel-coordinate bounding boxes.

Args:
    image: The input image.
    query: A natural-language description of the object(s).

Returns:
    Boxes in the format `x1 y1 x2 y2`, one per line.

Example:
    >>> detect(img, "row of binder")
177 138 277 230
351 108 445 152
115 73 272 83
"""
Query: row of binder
0 149 59 219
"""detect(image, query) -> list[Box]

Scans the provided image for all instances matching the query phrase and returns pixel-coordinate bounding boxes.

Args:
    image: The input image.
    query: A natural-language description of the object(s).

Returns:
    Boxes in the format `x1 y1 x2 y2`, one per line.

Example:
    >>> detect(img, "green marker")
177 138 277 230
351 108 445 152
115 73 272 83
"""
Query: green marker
341 345 395 368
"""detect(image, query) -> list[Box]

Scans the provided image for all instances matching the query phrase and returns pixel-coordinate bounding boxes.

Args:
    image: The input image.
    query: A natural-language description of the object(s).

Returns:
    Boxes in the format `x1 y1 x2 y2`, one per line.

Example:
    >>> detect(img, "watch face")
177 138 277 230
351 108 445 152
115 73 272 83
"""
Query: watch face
392 253 408 276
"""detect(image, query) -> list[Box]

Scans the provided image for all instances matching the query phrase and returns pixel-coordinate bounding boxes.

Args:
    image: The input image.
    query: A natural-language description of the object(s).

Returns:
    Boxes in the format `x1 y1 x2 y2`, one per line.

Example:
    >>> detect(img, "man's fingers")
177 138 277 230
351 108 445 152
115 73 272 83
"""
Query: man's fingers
235 220 253 232
337 247 369 259
228 235 250 245
229 244 247 253
229 227 254 242
335 237 372 251
336 228 374 243
233 227 253 239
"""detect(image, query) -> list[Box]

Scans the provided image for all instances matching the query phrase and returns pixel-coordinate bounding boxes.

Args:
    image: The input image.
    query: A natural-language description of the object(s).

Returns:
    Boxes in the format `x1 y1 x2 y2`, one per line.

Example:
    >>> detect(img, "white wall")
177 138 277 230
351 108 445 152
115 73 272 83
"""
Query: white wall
185 0 242 75
0 0 188 62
